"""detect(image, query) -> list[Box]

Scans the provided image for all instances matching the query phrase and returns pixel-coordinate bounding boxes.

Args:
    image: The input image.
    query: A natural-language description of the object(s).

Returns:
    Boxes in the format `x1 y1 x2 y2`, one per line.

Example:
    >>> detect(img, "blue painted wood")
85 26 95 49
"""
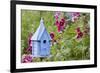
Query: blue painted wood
40 29 51 56
32 42 40 57
31 18 51 57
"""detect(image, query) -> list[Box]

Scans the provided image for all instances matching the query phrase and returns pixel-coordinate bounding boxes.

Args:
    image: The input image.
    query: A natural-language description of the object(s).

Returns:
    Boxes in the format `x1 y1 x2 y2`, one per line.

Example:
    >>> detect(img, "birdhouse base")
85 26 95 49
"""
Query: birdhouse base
32 55 50 58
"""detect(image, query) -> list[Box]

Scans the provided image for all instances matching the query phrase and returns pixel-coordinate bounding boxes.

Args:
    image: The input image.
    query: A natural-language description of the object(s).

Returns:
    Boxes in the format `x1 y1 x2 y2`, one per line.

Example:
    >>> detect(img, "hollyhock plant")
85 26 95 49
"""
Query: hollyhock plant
73 12 80 17
54 14 59 20
76 27 83 39
28 33 32 46
54 12 66 33
57 24 61 32
54 12 61 19
22 54 33 63
77 32 83 39
72 12 80 22
50 32 55 39
27 46 32 53
55 20 59 26
55 18 66 33
60 18 65 26
54 12 61 20
72 16 78 22
55 20 61 32
59 18 65 32
76 27 81 33
25 33 33 53
50 32 57 45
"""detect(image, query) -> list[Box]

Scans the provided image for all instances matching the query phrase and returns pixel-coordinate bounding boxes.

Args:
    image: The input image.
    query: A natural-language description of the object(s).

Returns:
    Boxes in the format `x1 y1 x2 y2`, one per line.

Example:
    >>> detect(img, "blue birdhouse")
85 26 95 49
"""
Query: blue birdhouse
31 18 52 57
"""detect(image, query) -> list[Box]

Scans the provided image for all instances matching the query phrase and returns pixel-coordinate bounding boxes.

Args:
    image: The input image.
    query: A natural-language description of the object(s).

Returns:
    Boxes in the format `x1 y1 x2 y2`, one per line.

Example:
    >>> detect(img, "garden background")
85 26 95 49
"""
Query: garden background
21 10 90 63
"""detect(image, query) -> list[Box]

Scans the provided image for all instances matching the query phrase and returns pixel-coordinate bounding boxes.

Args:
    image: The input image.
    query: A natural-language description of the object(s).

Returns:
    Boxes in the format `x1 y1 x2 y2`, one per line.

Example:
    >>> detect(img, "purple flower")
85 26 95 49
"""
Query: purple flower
22 54 33 63
71 12 80 22
72 12 80 17
27 46 32 52
54 12 61 20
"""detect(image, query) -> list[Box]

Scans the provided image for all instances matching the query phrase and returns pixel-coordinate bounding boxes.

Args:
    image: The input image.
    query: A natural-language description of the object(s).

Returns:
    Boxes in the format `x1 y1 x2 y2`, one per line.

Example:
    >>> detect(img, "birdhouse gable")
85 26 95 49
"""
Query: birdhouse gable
38 28 51 41
31 18 51 41
39 29 51 41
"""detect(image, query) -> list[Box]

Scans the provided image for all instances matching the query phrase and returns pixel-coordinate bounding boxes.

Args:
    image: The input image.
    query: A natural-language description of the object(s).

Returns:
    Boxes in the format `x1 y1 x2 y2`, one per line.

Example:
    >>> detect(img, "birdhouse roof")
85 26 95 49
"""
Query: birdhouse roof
31 18 51 41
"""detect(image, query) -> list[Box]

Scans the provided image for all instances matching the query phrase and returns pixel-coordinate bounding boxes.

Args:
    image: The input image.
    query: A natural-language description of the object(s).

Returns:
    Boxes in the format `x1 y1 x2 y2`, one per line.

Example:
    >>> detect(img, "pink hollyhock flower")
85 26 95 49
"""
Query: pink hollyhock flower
50 32 55 39
77 32 83 39
55 20 59 26
55 20 62 32
72 12 80 17
72 12 80 22
54 14 59 19
22 54 33 63
57 25 61 32
76 12 80 17
28 33 32 46
54 12 61 20
76 27 81 33
27 46 32 52
76 27 83 39
55 18 65 33
61 18 65 23
60 18 65 26
59 18 65 31
72 16 78 22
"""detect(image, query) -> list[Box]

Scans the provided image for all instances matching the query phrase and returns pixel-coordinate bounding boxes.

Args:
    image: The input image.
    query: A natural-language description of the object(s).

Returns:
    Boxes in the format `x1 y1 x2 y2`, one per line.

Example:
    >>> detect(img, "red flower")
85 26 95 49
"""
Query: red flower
55 20 59 26
60 21 64 26
76 27 83 39
57 25 61 32
55 20 62 32
60 18 65 26
55 18 65 33
61 18 65 23
77 32 83 39
76 27 81 33
50 32 55 39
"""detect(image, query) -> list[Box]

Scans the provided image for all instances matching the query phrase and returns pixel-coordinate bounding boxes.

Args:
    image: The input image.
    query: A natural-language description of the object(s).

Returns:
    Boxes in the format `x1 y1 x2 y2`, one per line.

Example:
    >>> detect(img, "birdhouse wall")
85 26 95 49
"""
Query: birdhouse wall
32 41 40 57
39 30 51 56
40 30 51 46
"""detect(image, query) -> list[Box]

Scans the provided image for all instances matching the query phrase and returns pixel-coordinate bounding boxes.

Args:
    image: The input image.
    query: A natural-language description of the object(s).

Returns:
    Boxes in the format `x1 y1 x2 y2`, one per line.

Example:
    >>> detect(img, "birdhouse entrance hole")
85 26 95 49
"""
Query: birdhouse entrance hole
43 40 46 43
